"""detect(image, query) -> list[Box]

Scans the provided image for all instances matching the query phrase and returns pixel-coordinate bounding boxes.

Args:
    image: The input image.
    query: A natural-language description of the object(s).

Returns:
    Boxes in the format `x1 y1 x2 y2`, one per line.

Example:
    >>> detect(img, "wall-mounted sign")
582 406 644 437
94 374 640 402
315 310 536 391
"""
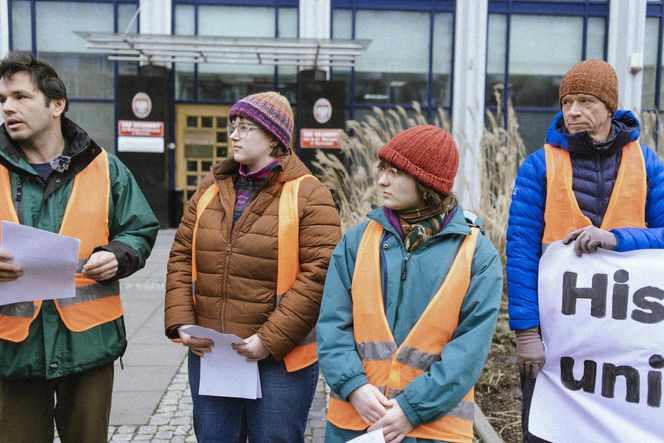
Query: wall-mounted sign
132 92 152 119
300 128 342 149
118 69 169 226
117 136 164 153
118 120 164 137
117 120 164 153
313 98 333 124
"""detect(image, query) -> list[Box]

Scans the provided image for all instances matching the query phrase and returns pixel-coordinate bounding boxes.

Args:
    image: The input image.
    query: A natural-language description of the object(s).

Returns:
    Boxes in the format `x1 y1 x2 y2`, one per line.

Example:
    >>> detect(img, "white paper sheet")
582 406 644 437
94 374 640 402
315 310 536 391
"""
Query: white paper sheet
0 221 79 306
346 429 385 443
180 325 262 399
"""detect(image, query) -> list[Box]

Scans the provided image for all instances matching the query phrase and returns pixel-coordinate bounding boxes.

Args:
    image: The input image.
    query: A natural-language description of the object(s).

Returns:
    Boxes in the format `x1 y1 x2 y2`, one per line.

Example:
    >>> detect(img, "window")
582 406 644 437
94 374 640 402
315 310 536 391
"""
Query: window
173 1 298 104
643 2 664 111
331 1 455 120
487 1 608 151
9 1 140 150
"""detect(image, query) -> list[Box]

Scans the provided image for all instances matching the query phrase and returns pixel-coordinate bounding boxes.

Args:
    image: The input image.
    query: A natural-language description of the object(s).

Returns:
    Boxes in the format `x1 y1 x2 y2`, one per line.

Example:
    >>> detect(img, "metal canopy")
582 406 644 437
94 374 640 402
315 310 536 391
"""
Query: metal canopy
77 32 369 68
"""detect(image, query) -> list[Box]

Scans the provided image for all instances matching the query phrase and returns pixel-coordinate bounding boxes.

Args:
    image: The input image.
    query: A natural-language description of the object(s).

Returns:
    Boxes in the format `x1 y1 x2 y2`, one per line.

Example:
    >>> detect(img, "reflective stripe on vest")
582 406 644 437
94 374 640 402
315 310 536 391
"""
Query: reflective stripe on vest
326 221 478 442
542 142 647 246
0 150 121 341
191 174 318 372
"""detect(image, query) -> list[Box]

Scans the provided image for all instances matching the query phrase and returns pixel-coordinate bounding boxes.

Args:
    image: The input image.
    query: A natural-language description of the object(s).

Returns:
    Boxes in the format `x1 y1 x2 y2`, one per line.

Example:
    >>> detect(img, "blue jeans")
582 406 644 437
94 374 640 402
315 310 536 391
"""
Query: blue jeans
188 351 318 443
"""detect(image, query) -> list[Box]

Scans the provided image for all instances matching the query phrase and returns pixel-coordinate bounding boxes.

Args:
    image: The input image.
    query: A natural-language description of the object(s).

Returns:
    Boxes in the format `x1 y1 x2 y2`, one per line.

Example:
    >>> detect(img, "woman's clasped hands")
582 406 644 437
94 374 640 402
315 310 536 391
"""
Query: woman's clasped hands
349 384 414 443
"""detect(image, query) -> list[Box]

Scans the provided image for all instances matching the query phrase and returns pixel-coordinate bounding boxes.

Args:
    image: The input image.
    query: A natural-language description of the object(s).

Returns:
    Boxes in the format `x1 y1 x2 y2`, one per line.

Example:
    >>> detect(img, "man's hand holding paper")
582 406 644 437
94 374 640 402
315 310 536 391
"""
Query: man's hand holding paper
0 221 79 305
0 249 23 282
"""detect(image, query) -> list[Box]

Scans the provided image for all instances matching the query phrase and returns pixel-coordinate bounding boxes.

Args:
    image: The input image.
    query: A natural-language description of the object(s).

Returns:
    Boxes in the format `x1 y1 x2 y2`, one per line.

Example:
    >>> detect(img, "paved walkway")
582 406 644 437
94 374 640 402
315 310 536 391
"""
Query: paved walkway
54 230 327 442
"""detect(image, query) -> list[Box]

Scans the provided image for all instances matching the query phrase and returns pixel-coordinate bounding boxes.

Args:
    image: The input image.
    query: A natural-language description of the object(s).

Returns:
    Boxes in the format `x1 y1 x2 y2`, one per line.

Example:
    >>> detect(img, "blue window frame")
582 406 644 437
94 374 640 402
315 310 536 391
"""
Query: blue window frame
645 1 664 111
487 0 609 152
331 0 455 122
171 0 299 105
7 0 140 150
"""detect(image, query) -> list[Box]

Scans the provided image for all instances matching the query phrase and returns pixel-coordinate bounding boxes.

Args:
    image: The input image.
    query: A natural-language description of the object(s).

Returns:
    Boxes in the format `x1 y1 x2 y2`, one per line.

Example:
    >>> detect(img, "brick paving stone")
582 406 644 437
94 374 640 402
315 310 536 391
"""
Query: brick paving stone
137 425 157 434
148 416 170 426
116 425 136 434
155 430 174 439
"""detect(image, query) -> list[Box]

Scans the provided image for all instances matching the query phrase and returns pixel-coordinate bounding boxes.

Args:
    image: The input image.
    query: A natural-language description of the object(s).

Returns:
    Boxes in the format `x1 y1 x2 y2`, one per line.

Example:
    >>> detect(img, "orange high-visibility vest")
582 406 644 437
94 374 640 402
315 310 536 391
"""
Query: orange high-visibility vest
0 150 122 342
327 221 479 442
191 174 317 372
542 142 646 244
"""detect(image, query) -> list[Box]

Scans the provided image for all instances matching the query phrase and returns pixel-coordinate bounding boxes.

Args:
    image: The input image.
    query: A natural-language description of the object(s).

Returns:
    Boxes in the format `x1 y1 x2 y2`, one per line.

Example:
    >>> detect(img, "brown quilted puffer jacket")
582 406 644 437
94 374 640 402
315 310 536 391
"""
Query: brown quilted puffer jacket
165 154 341 359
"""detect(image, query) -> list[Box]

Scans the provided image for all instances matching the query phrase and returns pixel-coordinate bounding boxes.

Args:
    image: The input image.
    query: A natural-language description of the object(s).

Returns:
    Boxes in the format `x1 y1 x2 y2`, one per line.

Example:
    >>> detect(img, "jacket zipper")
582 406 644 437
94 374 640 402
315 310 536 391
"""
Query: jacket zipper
220 242 233 332
216 168 282 331
219 180 265 331
595 154 603 224
14 176 23 224
394 251 413 326
400 253 411 281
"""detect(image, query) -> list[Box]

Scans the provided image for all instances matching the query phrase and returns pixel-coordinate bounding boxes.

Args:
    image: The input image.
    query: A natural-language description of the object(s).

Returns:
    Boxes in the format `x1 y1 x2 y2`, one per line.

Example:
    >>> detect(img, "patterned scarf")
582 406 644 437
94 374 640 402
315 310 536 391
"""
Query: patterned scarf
397 204 456 253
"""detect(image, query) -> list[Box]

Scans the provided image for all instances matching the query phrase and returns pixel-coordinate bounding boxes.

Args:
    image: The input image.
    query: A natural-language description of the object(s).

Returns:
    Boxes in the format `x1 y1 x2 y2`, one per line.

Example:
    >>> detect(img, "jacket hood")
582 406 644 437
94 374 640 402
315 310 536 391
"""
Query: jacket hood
367 203 471 241
212 152 312 184
544 109 640 150
0 118 100 173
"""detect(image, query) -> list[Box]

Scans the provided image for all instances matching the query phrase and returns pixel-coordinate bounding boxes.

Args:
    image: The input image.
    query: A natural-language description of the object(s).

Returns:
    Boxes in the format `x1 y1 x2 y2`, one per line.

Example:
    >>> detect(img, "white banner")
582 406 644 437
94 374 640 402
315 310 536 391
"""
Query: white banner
530 242 664 442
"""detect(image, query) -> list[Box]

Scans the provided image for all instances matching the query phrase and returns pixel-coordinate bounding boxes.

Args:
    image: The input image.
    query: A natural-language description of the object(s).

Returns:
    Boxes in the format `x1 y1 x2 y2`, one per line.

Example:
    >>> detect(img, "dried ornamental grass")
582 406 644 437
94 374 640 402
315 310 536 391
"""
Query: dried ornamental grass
312 104 450 232
476 86 527 269
640 110 664 160
312 90 523 268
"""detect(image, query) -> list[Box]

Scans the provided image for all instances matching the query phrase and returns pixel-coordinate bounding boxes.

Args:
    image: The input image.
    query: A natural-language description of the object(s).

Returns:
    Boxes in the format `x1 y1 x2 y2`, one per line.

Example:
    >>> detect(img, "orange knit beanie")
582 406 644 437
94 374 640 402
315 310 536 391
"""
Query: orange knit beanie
559 60 618 114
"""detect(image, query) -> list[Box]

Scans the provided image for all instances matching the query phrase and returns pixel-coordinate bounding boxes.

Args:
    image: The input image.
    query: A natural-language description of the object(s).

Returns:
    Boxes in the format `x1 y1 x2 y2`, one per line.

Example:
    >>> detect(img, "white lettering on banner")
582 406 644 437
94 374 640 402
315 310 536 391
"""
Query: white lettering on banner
530 241 664 442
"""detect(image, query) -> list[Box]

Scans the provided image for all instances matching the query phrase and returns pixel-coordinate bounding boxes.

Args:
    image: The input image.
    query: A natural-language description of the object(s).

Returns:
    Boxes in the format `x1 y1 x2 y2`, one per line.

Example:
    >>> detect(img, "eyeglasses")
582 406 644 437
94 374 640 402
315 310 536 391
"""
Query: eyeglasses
376 165 402 183
227 123 259 138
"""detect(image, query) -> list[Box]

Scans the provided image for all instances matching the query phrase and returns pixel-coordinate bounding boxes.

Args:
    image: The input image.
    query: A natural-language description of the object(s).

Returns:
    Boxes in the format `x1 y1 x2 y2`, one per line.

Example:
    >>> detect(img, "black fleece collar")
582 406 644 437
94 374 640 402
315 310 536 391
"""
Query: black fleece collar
557 119 634 158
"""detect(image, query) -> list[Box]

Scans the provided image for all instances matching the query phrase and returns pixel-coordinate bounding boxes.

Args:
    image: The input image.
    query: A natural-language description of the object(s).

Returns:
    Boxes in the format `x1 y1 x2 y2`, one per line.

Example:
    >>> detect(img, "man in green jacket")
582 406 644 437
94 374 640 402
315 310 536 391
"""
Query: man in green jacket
0 51 159 443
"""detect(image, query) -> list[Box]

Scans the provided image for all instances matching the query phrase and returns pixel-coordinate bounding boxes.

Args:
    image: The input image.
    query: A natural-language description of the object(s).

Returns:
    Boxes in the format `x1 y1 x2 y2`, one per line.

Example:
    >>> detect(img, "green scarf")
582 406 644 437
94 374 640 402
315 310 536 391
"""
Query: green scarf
399 210 447 253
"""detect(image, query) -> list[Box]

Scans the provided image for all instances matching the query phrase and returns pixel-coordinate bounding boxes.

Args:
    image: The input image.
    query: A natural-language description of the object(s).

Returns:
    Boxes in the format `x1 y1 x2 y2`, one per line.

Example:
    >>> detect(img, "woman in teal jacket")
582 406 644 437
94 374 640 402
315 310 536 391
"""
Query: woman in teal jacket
317 125 503 443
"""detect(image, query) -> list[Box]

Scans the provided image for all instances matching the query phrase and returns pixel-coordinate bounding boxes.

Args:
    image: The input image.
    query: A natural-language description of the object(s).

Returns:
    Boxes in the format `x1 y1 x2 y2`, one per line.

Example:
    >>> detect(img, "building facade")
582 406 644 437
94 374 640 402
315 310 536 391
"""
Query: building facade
0 0 661 221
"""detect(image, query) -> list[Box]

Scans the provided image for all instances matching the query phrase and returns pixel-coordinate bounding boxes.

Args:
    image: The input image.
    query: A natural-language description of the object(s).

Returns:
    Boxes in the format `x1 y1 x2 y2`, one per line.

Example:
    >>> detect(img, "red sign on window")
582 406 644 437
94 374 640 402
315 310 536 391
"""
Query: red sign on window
300 128 342 149
118 120 164 137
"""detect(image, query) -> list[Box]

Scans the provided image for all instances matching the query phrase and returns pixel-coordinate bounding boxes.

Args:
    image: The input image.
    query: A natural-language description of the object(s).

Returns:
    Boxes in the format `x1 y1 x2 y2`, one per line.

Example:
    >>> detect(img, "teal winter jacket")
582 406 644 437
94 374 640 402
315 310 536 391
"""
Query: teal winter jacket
317 206 502 442
0 118 159 380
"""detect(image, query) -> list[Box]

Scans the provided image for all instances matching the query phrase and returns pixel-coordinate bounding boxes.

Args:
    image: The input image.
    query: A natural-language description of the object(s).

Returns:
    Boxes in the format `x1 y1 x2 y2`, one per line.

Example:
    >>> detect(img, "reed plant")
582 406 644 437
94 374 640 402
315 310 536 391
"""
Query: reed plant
312 103 449 232
640 110 664 159
477 85 527 268
313 86 524 271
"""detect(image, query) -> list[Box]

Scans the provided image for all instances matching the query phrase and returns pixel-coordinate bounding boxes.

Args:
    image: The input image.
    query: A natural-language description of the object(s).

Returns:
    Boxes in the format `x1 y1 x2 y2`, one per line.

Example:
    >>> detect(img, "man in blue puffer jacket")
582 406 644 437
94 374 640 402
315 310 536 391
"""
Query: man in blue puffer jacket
506 60 664 442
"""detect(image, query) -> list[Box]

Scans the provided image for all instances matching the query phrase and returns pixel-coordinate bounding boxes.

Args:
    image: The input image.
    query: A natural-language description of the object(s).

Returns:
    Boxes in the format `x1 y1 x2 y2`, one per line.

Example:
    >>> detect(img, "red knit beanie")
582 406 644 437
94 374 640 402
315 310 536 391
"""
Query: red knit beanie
378 125 458 195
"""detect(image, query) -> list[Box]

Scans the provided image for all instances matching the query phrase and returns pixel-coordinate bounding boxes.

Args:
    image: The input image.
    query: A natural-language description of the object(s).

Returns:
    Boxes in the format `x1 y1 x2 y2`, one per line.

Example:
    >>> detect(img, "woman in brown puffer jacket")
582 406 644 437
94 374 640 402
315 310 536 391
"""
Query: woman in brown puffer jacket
164 91 341 443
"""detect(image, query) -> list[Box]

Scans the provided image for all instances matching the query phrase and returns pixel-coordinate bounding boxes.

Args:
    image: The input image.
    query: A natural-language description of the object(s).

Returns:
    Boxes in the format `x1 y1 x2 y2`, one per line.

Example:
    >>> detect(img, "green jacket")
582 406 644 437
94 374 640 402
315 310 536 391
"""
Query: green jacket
317 206 502 443
0 118 159 380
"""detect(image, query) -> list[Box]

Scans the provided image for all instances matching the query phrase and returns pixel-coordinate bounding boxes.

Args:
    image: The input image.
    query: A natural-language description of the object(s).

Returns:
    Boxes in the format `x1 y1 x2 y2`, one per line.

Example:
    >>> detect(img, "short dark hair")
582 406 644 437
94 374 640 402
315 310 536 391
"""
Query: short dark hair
0 50 69 113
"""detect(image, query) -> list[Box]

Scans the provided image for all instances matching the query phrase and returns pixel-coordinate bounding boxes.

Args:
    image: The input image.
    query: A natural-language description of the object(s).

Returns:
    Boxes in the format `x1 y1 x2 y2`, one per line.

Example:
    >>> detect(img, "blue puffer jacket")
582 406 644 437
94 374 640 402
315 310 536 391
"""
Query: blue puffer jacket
506 110 664 330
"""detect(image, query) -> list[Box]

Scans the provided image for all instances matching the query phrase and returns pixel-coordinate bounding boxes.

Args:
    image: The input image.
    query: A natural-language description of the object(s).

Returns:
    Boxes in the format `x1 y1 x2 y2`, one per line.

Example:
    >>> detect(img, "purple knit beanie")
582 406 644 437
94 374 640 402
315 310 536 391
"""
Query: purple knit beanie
228 91 294 153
